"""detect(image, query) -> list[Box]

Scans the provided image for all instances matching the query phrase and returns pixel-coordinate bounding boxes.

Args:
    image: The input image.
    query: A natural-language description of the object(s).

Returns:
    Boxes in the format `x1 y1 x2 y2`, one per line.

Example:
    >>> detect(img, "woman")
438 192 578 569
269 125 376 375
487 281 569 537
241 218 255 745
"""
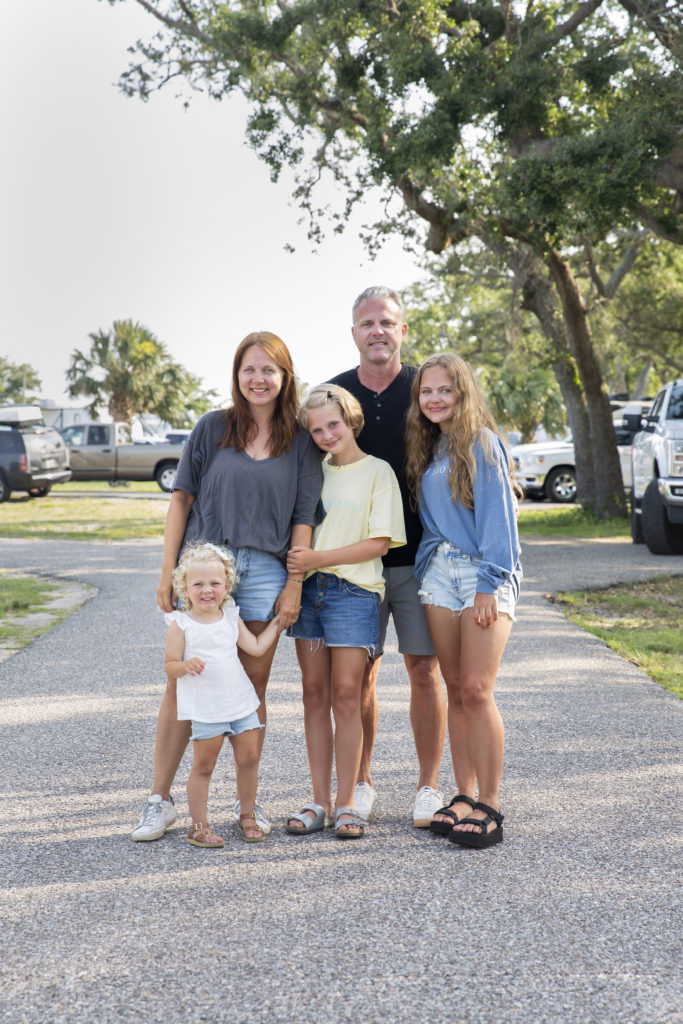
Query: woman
405 353 522 848
132 331 323 841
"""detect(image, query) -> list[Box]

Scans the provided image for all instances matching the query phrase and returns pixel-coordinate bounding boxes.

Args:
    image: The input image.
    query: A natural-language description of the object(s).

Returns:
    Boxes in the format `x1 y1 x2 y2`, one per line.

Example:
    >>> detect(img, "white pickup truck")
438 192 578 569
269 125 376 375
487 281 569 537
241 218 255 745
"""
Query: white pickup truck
627 380 683 555
60 422 185 492
511 403 648 503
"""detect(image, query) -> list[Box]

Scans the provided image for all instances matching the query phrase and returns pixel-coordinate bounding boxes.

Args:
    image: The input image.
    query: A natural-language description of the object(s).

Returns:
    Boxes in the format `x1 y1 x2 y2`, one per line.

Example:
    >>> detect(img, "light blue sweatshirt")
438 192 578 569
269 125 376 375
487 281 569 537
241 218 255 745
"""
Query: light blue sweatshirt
414 430 522 598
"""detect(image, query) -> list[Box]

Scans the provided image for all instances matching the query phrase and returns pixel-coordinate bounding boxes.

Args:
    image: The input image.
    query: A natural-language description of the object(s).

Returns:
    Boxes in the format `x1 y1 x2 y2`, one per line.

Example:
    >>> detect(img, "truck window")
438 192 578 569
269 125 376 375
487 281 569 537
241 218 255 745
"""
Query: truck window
117 424 132 444
89 425 109 445
62 425 86 446
668 385 683 421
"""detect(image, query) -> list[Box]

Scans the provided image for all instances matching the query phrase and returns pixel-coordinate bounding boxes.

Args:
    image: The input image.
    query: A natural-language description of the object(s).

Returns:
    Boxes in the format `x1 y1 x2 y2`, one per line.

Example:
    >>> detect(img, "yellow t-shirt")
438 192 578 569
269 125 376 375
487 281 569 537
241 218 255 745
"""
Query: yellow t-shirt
309 454 406 598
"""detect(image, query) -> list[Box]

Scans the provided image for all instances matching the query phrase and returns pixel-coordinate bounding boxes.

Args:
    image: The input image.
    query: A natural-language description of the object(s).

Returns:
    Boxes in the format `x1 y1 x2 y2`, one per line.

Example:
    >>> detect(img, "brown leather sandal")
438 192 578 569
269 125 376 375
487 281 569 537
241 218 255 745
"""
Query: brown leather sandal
187 822 224 848
238 813 265 843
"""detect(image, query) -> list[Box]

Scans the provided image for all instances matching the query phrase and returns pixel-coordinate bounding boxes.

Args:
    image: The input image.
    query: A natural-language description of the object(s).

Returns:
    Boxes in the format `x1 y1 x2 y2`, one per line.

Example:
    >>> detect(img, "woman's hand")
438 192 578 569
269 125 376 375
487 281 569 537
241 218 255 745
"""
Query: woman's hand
473 592 498 628
157 569 177 613
286 546 318 574
274 579 303 630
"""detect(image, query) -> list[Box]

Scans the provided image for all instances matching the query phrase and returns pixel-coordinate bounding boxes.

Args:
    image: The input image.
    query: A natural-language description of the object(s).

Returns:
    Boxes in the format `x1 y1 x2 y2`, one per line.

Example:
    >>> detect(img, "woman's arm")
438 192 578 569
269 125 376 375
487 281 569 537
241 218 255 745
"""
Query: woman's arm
275 523 312 627
237 614 282 656
157 490 195 612
286 536 390 575
164 621 204 678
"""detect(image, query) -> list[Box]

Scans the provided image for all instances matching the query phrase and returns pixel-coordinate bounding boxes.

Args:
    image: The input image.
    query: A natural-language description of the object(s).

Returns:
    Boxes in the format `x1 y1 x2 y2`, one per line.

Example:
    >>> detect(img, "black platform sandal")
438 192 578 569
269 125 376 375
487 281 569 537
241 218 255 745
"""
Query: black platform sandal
448 801 504 849
429 794 475 836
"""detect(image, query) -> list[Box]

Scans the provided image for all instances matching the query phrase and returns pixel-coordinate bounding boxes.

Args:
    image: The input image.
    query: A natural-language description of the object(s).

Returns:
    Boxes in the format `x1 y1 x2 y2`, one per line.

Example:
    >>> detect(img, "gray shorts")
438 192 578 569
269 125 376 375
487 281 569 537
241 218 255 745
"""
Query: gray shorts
377 565 435 658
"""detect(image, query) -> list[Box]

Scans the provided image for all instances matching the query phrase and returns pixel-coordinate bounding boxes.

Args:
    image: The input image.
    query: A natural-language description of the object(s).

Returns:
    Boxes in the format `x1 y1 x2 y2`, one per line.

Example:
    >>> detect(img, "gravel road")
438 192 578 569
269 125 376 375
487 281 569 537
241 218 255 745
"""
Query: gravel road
0 536 681 1024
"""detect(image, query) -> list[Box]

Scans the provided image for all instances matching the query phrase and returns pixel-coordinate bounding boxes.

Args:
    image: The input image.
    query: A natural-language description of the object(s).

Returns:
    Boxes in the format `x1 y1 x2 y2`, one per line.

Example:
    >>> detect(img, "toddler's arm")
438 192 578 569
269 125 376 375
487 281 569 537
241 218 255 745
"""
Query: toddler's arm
237 614 282 657
286 537 390 574
164 621 205 677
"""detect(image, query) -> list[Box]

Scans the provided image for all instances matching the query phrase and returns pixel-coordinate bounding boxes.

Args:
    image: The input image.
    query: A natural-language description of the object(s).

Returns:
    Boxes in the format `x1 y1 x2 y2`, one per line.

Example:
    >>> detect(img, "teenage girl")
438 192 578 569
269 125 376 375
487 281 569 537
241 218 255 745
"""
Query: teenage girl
285 385 405 839
405 353 522 849
164 542 282 847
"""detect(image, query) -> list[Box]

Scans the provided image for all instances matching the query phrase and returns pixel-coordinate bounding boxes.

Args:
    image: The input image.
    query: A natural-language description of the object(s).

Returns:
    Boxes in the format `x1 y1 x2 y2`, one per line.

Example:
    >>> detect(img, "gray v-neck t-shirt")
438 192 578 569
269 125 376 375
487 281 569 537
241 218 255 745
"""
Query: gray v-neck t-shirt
174 410 324 561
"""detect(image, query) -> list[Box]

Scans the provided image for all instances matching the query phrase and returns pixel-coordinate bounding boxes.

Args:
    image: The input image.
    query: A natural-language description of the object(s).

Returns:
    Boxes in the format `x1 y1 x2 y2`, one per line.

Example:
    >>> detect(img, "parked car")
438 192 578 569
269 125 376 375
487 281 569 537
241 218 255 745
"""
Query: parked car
628 380 683 554
0 405 71 502
60 421 185 492
511 402 650 503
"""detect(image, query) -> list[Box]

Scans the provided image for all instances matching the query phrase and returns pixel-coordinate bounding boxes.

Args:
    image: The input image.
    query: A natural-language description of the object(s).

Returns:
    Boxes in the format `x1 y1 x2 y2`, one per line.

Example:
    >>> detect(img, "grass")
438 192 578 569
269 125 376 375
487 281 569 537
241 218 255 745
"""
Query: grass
56 480 162 494
517 504 629 538
0 573 92 654
551 575 683 699
0 495 167 540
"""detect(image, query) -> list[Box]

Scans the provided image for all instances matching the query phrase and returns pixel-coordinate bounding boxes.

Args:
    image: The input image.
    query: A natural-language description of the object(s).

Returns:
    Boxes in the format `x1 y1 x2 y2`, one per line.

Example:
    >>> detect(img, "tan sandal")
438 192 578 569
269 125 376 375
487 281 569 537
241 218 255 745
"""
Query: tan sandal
187 822 224 848
238 813 265 843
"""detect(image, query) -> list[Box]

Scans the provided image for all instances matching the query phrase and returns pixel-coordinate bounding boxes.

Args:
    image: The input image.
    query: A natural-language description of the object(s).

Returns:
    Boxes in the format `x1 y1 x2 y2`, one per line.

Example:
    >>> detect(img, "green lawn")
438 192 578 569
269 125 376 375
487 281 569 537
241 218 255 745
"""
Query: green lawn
0 494 167 540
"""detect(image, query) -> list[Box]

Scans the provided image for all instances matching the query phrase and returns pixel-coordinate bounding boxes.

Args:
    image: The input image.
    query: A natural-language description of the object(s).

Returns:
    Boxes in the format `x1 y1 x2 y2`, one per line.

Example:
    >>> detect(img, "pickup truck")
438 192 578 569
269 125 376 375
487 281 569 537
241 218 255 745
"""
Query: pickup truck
511 404 649 503
60 422 186 492
628 380 683 555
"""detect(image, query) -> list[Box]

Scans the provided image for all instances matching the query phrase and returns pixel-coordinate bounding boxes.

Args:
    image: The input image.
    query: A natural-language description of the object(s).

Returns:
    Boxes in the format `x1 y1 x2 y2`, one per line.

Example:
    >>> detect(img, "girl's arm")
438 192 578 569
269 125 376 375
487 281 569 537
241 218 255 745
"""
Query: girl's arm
157 489 195 612
286 536 390 575
275 523 312 626
164 621 205 677
237 615 282 657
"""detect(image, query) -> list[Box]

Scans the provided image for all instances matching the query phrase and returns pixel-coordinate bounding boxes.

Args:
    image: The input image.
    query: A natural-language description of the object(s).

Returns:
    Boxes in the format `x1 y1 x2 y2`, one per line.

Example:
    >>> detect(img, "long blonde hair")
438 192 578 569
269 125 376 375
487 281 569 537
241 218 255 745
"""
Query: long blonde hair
405 352 515 509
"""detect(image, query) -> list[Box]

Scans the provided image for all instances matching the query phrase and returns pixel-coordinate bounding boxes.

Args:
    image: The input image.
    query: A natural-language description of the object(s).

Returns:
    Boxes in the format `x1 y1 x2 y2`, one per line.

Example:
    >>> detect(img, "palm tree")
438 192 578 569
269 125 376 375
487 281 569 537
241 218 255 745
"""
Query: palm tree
66 320 216 425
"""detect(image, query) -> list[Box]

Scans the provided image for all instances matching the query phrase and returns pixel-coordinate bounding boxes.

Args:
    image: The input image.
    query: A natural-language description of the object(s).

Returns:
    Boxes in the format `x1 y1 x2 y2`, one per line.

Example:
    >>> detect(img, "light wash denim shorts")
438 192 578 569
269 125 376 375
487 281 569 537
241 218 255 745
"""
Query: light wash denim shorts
225 546 287 622
191 710 264 741
287 572 380 656
418 542 516 620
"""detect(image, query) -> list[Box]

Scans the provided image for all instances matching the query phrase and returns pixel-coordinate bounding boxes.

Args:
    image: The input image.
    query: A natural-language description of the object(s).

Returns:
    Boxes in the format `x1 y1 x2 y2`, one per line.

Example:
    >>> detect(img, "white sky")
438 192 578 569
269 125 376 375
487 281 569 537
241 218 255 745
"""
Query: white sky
0 0 425 411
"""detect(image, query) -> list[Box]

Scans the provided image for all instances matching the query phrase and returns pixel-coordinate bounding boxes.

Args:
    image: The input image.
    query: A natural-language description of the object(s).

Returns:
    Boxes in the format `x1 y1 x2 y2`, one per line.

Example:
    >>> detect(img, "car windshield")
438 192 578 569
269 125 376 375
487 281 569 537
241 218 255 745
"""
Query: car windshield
669 385 683 420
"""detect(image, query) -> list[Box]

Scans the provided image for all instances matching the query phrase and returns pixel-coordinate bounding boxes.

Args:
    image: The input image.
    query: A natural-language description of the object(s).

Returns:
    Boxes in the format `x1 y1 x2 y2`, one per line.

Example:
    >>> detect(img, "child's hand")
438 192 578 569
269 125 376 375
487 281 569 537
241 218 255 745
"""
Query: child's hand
183 657 206 676
272 613 286 635
287 546 316 573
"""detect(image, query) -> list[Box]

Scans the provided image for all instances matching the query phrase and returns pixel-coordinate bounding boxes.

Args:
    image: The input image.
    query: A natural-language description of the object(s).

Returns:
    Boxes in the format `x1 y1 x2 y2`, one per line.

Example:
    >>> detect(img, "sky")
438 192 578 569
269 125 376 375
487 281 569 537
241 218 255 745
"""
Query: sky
0 0 426 412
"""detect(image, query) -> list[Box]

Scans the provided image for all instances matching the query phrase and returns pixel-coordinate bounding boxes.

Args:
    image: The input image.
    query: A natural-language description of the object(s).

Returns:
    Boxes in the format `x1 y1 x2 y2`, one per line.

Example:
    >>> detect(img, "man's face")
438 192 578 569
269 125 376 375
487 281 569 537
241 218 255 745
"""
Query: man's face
351 296 407 367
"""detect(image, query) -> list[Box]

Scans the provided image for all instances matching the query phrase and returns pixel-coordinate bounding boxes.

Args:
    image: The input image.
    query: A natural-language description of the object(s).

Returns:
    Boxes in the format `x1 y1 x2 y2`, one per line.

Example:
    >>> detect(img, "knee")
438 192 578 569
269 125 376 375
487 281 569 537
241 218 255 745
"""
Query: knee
408 656 441 695
460 676 492 712
302 679 327 713
333 682 361 719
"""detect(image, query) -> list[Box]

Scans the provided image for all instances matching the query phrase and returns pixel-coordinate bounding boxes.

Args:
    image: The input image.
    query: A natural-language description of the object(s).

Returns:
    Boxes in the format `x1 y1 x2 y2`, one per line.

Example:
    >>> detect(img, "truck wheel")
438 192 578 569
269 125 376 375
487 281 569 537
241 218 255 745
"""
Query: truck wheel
641 479 683 555
630 500 644 544
545 467 577 503
0 472 9 503
155 462 178 492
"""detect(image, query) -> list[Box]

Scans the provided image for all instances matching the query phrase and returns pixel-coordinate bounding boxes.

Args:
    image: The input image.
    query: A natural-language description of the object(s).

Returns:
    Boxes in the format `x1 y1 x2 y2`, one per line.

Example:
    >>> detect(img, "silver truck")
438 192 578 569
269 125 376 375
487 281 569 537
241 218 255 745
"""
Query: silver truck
60 422 186 492
627 380 683 555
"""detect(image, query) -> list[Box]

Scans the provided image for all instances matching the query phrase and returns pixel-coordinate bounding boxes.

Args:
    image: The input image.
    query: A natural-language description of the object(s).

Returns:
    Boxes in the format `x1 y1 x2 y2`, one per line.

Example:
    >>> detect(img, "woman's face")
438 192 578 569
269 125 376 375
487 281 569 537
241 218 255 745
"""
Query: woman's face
237 345 284 411
418 365 458 433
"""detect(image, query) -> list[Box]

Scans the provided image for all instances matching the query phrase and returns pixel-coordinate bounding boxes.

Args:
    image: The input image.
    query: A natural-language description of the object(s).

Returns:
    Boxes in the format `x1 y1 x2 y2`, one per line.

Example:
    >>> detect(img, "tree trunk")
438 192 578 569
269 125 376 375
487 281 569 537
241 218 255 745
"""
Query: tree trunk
547 249 627 516
512 246 596 505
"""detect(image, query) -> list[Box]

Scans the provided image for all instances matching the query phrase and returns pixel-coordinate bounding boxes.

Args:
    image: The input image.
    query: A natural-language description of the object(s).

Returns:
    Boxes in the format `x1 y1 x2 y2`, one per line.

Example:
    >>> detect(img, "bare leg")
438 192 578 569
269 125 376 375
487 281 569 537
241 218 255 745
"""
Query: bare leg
403 653 446 792
150 677 192 800
330 647 367 830
357 654 380 786
186 735 223 825
230 729 261 819
235 620 279 801
287 640 333 830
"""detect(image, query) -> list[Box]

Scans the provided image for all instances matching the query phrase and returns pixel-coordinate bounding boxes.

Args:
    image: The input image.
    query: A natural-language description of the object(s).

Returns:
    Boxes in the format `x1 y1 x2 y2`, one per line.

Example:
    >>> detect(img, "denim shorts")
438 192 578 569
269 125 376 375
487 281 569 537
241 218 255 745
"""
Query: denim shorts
418 542 516 620
287 572 380 656
377 565 435 657
191 710 264 741
225 546 287 622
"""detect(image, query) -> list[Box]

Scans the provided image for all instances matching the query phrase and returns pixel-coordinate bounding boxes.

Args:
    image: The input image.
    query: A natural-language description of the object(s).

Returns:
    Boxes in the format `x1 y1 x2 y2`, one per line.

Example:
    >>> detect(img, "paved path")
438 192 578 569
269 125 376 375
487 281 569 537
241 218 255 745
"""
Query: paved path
0 536 681 1024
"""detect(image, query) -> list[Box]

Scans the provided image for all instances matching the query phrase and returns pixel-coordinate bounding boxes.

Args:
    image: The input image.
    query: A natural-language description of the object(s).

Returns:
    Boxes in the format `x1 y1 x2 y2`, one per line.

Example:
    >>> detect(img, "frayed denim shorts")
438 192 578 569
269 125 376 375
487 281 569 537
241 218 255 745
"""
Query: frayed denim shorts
287 572 380 657
191 710 264 741
418 542 516 620
225 546 287 623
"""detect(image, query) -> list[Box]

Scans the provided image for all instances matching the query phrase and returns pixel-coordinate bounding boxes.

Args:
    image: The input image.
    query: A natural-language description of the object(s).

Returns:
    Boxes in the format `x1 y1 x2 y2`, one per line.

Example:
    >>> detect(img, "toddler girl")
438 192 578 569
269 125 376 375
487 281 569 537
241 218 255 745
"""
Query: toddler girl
164 542 282 847
285 385 405 838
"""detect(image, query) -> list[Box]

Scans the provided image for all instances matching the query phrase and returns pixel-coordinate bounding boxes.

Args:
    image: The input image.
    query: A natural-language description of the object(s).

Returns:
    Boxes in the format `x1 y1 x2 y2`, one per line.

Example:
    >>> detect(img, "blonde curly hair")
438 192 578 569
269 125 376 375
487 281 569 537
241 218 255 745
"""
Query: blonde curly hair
405 352 518 510
173 543 238 609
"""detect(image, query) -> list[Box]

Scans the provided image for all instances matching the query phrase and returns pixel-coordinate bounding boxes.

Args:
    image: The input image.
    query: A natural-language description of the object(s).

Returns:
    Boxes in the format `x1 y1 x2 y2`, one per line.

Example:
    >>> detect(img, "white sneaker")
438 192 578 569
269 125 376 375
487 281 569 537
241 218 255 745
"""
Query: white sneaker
412 786 443 828
354 782 377 822
131 794 178 841
233 799 272 835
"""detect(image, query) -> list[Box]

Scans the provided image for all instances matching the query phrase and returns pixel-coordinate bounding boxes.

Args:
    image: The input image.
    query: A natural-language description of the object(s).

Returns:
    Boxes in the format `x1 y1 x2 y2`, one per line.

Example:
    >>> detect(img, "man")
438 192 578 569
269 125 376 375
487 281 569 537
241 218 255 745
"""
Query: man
330 286 447 827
